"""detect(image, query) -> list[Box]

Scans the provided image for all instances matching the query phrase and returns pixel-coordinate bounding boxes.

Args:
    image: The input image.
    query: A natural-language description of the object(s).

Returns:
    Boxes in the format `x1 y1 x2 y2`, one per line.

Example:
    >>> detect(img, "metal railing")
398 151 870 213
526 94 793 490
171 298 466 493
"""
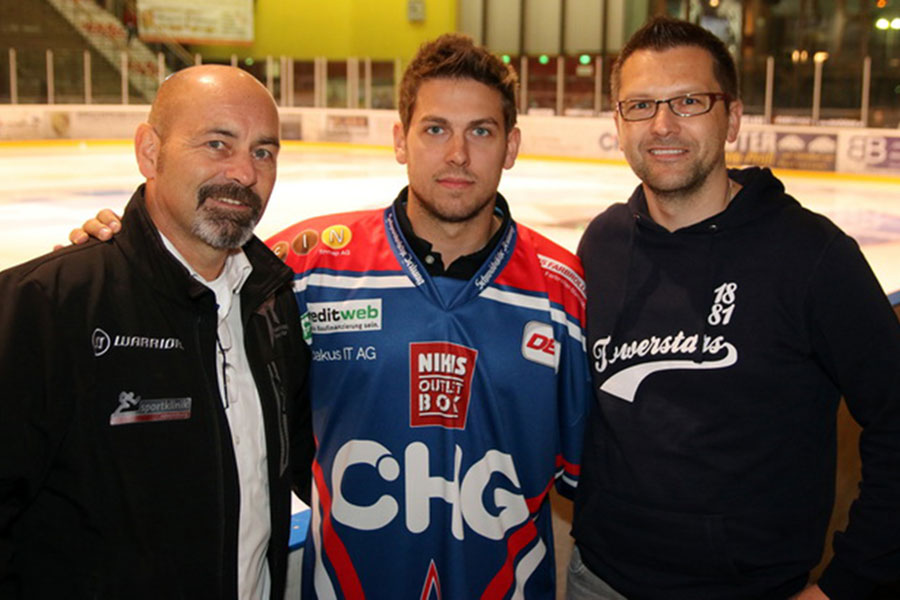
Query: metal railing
2 48 897 128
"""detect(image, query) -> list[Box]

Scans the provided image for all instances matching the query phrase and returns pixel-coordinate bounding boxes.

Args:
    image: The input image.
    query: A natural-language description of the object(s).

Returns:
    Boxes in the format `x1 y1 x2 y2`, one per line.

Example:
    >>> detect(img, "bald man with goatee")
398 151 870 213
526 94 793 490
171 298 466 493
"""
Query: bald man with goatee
0 65 313 599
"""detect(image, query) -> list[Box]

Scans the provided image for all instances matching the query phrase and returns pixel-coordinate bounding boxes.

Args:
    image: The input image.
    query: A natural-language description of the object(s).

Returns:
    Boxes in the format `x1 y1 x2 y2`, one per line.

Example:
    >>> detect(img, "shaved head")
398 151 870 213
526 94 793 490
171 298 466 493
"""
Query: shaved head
148 65 278 140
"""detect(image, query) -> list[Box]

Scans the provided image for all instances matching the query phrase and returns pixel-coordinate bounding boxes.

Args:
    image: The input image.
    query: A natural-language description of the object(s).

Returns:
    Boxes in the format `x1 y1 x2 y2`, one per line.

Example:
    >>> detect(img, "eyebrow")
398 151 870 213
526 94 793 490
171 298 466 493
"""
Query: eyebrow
201 128 280 148
256 136 280 149
469 117 500 128
622 89 708 100
419 115 501 128
204 127 238 139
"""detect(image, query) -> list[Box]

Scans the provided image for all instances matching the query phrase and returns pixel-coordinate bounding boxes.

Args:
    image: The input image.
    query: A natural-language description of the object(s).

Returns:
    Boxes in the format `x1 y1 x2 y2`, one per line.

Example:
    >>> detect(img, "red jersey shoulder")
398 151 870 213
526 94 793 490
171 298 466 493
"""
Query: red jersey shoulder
265 208 399 275
495 224 586 319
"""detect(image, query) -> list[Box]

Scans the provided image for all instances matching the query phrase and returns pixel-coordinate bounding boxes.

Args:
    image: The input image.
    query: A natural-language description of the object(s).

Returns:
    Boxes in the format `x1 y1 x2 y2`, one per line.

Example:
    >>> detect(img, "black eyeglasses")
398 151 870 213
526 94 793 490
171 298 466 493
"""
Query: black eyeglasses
617 92 731 121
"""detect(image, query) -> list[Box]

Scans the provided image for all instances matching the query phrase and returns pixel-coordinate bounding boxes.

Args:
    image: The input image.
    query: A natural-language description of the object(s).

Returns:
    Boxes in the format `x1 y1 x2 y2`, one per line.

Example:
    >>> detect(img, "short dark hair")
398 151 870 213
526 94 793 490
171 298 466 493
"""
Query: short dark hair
399 33 518 134
611 16 739 102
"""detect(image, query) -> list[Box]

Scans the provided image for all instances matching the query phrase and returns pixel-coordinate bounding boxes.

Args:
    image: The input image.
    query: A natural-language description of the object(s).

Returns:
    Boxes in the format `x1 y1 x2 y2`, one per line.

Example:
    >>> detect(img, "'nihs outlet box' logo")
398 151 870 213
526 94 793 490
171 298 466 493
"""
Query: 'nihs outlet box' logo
409 341 478 429
306 299 382 334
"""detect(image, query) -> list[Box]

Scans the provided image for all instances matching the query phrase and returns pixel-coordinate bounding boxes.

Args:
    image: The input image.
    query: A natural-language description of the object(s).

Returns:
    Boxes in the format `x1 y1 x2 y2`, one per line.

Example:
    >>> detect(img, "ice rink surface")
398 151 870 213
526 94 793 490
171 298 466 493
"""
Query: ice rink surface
1 139 898 598
1 140 899 296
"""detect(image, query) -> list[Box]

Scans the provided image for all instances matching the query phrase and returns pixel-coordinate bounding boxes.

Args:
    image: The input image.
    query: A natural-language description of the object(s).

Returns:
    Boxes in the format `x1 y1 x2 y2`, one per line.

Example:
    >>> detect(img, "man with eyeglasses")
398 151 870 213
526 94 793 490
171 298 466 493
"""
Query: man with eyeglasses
569 16 900 600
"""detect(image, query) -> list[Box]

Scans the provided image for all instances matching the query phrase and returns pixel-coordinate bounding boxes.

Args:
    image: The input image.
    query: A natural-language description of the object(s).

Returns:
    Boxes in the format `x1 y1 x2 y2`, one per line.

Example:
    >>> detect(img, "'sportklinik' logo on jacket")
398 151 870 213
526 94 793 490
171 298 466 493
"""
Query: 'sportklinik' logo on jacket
593 282 740 402
109 391 192 425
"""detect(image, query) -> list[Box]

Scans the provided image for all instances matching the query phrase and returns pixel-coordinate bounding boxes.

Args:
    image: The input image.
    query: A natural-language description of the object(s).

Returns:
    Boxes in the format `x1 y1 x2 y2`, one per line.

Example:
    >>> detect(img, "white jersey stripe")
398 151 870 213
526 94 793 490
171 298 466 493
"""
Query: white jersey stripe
480 287 585 346
512 537 547 600
294 273 415 293
294 273 585 346
310 484 338 600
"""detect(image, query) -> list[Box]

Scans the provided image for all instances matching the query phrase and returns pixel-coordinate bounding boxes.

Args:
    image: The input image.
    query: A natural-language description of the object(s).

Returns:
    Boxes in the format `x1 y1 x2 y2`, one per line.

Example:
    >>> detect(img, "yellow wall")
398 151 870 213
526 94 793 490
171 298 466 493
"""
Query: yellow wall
199 0 457 62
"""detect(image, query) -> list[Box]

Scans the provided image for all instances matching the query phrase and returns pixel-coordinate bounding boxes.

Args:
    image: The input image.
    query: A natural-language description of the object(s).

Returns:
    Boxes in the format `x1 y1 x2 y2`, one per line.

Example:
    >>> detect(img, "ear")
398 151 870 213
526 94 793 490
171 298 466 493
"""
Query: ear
134 123 161 179
726 98 743 144
392 121 408 165
503 126 521 170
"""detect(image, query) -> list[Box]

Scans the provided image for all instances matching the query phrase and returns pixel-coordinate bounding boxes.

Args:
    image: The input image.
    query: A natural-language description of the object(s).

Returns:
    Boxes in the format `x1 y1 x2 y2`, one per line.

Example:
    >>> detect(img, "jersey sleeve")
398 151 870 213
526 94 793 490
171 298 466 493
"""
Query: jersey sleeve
553 307 591 500
533 237 592 500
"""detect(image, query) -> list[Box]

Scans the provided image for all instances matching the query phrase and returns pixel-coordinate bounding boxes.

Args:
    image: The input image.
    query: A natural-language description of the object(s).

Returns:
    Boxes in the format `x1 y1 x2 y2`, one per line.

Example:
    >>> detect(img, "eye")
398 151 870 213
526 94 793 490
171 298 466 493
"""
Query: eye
207 139 226 150
630 100 652 110
253 147 274 160
681 96 699 105
425 125 444 135
472 127 491 137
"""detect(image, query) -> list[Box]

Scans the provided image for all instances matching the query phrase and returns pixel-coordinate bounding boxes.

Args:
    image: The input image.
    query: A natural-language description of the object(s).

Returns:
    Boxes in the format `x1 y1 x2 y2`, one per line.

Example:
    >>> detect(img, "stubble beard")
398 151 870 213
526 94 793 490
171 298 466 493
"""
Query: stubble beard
410 183 495 225
631 146 724 206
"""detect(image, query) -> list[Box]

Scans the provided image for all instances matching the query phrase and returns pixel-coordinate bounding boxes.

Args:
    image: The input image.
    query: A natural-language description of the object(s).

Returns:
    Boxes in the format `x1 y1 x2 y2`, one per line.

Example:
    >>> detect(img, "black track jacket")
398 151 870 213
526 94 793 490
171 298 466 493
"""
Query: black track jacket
0 187 313 599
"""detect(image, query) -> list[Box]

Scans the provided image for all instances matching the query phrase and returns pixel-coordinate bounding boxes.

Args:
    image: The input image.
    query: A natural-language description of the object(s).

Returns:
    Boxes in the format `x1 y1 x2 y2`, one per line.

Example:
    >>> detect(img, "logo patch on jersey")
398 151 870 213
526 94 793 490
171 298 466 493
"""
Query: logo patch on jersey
271 240 289 261
306 299 382 334
538 254 586 302
521 321 560 370
300 312 313 344
321 224 352 250
409 342 477 429
109 391 191 426
291 229 319 255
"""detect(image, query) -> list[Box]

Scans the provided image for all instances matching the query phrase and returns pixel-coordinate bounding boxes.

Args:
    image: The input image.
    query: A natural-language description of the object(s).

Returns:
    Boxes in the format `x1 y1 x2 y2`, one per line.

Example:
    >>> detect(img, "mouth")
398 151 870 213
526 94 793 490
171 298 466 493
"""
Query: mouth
197 183 262 213
436 176 475 189
648 148 688 158
209 196 250 208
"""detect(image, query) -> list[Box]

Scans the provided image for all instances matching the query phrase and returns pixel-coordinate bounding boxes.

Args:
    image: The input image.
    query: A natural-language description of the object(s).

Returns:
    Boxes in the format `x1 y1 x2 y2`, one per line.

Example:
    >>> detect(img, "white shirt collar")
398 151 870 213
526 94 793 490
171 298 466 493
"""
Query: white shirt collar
159 232 253 319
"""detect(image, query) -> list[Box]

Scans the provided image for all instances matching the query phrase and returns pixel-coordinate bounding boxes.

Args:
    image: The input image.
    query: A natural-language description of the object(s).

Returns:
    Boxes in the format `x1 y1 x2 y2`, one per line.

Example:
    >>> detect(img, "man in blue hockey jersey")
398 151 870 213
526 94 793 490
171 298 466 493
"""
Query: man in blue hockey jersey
268 34 590 599
73 34 592 599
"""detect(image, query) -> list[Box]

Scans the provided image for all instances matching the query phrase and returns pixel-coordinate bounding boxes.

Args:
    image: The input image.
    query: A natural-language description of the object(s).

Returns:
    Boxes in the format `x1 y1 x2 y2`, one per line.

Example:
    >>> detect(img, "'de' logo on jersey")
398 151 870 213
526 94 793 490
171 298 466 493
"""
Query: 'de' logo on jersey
409 342 478 429
521 321 560 370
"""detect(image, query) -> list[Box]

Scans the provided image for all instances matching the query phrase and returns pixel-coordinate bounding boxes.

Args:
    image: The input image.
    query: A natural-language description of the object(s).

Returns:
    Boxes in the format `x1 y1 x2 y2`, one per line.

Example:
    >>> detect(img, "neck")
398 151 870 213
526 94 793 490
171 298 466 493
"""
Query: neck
172 240 230 281
406 195 499 268
145 188 229 281
645 171 739 232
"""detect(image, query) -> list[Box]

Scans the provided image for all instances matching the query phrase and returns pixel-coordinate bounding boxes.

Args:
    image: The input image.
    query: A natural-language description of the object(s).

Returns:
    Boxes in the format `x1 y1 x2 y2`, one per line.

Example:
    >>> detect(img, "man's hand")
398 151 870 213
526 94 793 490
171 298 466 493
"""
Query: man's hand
790 584 830 600
69 209 122 245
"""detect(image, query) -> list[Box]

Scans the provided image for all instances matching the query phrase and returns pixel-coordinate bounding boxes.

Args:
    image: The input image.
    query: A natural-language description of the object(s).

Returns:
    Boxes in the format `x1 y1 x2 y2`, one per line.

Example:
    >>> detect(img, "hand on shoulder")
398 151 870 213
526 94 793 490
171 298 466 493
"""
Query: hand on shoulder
68 209 122 245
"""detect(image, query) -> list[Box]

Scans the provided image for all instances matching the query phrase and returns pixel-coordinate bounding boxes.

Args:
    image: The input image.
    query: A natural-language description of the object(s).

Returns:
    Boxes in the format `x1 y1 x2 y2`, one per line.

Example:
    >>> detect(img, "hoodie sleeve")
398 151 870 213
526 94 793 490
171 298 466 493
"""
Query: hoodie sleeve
807 233 900 600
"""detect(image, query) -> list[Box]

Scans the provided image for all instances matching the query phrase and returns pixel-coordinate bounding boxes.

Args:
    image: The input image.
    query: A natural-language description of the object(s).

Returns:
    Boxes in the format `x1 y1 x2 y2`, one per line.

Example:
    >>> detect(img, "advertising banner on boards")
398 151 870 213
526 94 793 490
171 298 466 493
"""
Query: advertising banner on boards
136 0 253 45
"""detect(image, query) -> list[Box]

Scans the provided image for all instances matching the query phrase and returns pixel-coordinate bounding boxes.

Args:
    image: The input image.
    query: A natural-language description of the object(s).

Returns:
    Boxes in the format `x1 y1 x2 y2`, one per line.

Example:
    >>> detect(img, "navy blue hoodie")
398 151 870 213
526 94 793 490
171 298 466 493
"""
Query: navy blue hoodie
573 167 900 599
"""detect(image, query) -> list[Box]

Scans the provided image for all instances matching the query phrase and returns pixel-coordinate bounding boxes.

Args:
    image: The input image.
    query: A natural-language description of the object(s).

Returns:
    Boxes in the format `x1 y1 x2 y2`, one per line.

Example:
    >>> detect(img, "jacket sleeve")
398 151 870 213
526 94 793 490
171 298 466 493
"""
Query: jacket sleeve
0 271 70 588
553 298 592 501
282 288 314 506
809 233 900 600
289 341 314 506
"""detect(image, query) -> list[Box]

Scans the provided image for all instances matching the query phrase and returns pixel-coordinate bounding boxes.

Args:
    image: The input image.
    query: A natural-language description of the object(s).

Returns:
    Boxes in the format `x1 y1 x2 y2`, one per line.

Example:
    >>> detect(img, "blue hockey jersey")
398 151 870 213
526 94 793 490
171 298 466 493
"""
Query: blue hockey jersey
267 197 591 599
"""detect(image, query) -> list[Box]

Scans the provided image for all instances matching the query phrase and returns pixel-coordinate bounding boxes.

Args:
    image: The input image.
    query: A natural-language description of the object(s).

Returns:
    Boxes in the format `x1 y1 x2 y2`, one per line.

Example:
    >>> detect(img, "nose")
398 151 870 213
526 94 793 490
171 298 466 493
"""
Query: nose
224 152 257 188
446 132 470 167
648 101 680 137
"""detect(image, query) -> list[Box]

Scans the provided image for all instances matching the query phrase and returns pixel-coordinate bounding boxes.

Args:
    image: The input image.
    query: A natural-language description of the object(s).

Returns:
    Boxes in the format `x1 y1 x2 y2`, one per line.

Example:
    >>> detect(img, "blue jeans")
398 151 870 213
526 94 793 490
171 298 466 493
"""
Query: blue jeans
566 546 629 600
